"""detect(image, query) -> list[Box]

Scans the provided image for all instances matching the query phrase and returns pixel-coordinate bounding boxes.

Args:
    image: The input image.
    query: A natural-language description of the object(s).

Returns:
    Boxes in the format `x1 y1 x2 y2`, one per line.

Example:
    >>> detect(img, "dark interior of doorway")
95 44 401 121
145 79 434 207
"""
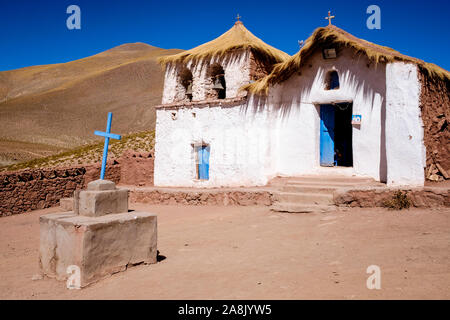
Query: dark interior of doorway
334 102 353 167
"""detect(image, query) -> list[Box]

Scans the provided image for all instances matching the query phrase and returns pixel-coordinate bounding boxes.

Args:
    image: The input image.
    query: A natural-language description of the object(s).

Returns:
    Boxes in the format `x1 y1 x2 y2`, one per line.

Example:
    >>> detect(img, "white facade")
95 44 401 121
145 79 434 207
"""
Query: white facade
154 48 426 187
385 62 425 186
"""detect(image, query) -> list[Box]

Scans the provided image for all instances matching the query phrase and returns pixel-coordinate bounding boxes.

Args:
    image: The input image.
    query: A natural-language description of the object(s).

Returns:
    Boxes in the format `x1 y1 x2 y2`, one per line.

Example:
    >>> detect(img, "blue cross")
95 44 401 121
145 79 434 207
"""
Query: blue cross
94 112 121 180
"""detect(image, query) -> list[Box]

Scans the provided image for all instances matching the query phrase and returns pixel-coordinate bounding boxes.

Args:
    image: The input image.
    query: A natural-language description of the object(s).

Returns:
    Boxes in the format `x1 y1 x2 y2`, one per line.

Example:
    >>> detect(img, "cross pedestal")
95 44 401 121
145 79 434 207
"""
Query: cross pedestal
40 179 157 288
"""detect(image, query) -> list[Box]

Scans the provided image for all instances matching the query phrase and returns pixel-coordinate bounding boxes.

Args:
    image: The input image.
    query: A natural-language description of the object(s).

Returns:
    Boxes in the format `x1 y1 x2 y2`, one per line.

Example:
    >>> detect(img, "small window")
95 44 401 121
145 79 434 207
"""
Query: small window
323 48 337 59
325 70 340 90
195 145 210 180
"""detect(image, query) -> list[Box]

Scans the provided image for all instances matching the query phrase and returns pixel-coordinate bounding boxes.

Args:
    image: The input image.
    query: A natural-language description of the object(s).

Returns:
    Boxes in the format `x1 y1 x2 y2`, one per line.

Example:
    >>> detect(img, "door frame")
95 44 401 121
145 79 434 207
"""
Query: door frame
316 100 354 169
319 104 336 167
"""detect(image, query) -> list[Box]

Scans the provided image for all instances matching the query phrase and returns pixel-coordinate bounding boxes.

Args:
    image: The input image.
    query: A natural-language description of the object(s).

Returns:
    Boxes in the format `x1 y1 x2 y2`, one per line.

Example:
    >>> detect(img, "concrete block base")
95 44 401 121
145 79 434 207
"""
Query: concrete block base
75 180 129 217
59 198 74 211
39 211 157 287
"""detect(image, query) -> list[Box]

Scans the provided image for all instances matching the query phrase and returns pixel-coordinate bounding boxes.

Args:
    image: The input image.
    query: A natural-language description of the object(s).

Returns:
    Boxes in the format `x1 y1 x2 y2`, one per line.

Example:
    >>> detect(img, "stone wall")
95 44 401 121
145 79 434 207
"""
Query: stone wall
130 187 272 206
419 71 450 181
334 187 450 208
118 150 154 186
0 150 155 217
249 50 274 81
0 162 121 217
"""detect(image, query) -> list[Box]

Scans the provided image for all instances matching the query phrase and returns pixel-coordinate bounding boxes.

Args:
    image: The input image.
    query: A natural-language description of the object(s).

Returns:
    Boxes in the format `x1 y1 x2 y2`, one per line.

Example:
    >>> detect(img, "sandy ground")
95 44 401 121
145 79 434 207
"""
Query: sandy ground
0 204 449 300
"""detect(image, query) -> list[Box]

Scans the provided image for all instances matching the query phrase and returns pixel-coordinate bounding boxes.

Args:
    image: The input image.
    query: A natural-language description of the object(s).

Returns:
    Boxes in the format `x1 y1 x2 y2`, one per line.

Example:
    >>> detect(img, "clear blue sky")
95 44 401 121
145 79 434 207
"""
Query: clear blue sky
0 0 449 71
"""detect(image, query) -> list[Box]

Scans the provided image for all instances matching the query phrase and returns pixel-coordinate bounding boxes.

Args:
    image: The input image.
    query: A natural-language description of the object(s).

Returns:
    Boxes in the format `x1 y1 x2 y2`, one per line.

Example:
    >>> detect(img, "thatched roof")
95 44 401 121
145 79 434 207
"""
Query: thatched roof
244 25 450 95
158 21 290 66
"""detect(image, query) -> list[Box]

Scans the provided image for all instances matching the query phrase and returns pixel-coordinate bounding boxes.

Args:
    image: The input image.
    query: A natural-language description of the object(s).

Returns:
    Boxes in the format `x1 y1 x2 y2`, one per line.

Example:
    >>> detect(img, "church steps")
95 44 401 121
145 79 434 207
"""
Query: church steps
272 191 334 205
270 203 336 214
280 185 339 193
269 176 378 185
268 175 381 213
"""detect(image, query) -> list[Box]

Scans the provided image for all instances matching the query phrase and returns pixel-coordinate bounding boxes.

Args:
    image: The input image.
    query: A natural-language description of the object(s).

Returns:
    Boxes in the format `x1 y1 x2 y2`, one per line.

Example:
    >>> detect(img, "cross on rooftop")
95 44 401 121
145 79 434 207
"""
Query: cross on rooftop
94 112 121 180
236 14 241 22
325 11 335 26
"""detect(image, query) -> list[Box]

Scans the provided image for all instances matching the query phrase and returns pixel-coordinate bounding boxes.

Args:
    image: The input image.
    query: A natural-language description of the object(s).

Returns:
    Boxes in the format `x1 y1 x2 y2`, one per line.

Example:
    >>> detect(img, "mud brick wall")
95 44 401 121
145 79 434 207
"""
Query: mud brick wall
249 49 275 81
0 162 121 217
419 71 450 181
118 150 154 186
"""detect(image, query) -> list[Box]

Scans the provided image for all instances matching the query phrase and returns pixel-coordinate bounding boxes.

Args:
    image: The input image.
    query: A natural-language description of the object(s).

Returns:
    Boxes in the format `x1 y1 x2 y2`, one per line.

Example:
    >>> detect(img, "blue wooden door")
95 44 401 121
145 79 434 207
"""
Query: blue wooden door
320 105 335 167
198 146 210 180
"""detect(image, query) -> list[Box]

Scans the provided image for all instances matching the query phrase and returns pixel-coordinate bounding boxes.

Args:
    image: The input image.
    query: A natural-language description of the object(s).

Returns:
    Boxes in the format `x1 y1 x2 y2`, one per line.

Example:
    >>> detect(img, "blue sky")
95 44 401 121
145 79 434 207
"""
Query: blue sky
0 0 449 71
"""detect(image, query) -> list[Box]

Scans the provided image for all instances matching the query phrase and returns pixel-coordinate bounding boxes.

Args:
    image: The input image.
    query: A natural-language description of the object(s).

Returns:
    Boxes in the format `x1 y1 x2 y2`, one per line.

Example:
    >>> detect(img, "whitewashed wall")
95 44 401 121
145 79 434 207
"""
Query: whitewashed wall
267 48 388 182
161 52 250 104
385 62 425 186
155 48 426 187
154 103 273 187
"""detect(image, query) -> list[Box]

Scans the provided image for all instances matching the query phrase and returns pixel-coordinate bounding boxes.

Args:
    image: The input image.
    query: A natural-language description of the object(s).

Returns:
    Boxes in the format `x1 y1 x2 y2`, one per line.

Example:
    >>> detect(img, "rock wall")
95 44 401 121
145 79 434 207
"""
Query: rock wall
130 188 272 206
118 150 154 186
249 50 274 80
0 162 121 217
0 151 155 217
418 71 450 182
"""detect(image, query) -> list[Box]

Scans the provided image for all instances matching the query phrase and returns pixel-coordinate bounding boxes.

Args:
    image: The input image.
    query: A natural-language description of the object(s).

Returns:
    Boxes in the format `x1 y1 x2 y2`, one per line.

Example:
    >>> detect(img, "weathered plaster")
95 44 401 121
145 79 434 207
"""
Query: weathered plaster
155 48 426 187
385 62 425 186
154 101 273 187
268 48 387 182
161 51 251 105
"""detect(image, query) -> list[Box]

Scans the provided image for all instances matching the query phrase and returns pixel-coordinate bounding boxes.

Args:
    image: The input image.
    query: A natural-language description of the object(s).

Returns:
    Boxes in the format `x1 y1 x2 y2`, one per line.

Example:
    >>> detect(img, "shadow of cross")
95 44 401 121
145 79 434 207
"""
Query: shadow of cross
94 112 121 180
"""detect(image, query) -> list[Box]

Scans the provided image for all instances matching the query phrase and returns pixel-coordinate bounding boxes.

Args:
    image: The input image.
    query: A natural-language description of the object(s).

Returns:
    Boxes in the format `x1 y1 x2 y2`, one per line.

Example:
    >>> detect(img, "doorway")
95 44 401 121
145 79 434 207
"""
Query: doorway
320 103 353 167
195 145 210 180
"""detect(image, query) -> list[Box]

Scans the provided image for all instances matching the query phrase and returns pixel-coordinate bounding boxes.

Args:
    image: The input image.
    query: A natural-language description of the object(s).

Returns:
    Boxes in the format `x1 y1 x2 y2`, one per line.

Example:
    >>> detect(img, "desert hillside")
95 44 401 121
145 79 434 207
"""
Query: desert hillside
0 43 181 167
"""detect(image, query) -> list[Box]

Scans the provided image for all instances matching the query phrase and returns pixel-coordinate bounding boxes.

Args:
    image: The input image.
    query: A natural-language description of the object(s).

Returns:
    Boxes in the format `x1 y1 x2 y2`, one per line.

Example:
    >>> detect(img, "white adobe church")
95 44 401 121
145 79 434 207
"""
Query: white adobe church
154 15 450 188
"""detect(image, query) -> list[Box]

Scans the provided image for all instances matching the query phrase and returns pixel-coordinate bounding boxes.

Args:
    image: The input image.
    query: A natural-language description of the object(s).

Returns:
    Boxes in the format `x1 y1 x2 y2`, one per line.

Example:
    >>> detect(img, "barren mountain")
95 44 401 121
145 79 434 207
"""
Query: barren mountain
0 43 181 166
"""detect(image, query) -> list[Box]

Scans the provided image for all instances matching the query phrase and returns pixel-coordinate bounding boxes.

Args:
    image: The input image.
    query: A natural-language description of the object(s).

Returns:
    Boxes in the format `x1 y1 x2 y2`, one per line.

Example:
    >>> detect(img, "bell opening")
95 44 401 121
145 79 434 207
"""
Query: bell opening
208 63 226 100
180 67 194 101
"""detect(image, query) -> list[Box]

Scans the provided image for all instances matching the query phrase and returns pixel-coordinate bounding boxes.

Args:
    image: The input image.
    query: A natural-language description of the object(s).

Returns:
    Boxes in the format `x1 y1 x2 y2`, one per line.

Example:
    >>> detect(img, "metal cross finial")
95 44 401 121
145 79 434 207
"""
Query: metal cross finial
94 112 121 180
325 11 335 25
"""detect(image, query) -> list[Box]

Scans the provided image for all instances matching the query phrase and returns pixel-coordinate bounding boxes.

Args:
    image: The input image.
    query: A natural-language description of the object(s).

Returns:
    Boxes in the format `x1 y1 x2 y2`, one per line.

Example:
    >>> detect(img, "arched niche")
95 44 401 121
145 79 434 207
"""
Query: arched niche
325 70 340 90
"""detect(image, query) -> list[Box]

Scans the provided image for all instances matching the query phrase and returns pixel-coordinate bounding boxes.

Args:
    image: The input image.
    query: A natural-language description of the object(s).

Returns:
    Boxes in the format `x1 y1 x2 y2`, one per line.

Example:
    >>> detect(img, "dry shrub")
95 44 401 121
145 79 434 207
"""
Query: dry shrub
382 191 411 210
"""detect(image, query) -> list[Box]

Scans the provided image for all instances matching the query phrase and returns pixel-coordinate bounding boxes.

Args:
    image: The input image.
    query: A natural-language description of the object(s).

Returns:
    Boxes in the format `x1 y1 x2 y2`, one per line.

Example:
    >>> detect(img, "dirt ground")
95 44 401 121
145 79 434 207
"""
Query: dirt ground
0 204 449 300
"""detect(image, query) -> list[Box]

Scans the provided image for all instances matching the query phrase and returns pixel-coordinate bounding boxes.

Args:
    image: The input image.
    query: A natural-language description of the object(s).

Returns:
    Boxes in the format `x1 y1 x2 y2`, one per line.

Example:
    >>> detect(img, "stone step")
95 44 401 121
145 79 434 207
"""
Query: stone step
271 180 377 189
281 185 339 193
270 176 377 186
270 203 336 213
272 192 334 205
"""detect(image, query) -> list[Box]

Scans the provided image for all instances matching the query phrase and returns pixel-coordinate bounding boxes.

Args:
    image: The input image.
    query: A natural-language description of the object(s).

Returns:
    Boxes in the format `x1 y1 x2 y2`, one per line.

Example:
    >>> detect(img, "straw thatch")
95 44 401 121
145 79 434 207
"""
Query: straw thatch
244 25 450 95
158 21 290 66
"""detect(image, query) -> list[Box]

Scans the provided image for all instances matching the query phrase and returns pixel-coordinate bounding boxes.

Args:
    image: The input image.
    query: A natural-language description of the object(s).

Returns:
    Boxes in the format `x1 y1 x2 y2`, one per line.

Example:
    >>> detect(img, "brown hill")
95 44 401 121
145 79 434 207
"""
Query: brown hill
0 43 181 166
